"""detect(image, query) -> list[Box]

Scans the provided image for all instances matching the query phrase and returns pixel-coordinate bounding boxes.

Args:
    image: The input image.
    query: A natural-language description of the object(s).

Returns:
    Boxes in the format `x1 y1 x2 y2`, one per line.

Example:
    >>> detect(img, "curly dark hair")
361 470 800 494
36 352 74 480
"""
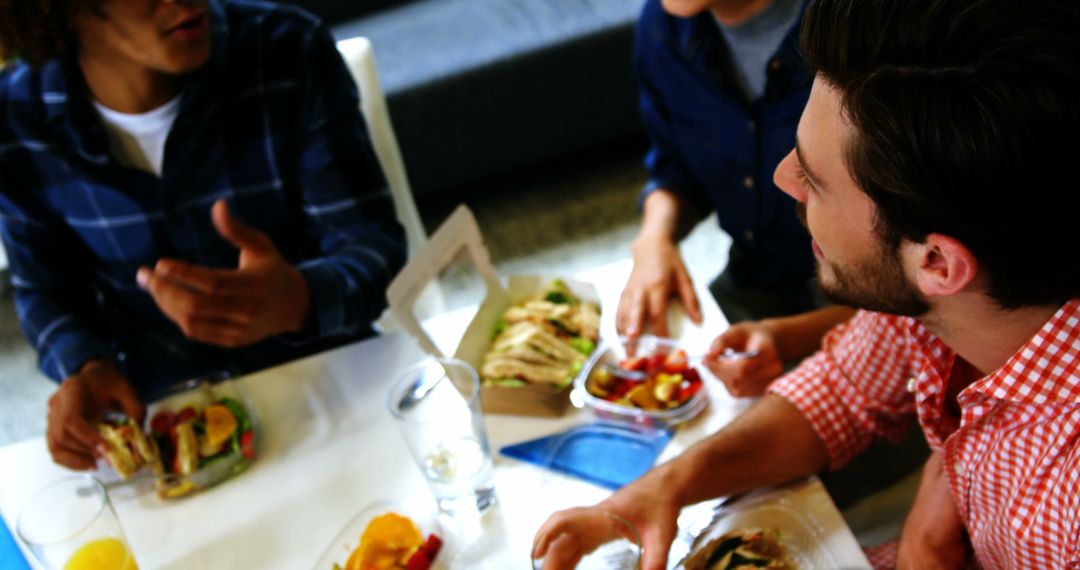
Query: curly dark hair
0 0 90 66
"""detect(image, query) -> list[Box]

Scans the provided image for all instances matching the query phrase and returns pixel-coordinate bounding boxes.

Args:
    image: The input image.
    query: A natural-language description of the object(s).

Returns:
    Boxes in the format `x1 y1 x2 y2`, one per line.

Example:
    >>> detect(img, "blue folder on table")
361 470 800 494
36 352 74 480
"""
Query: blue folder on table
1 516 30 570
500 422 672 490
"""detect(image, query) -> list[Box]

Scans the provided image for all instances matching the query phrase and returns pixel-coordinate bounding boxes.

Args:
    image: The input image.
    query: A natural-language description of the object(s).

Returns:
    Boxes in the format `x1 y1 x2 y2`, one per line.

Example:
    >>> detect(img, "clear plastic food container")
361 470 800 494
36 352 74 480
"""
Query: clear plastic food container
675 494 847 569
573 335 708 427
96 376 259 500
143 377 259 499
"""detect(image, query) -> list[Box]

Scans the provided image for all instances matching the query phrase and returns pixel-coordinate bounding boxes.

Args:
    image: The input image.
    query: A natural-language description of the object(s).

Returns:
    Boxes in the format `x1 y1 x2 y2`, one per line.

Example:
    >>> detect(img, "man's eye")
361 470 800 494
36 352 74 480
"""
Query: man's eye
794 164 813 188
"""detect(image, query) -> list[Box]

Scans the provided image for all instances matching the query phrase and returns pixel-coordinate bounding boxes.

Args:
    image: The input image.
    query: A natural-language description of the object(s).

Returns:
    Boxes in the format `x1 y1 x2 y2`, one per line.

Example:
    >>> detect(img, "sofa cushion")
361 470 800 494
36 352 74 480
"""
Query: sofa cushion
325 0 647 197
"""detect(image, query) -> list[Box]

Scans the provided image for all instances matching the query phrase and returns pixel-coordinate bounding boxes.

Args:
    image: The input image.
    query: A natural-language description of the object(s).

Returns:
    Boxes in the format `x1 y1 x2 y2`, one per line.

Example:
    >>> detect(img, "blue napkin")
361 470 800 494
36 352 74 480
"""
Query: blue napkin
500 422 672 490
0 516 30 570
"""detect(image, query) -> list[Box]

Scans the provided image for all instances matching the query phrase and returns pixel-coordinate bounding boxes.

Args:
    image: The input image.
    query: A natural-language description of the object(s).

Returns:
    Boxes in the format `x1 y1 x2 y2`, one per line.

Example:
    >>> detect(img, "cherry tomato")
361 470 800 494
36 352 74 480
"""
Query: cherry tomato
150 410 176 437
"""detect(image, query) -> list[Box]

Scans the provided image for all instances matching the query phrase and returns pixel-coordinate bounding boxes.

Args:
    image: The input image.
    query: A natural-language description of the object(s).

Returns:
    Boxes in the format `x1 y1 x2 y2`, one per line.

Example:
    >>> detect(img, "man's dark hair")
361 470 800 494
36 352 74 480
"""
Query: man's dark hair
0 0 85 66
801 0 1080 309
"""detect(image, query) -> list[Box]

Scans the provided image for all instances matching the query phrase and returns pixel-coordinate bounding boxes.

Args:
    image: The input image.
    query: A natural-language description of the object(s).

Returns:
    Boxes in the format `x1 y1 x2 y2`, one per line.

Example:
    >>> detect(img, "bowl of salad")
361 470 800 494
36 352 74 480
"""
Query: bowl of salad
574 335 708 427
96 375 258 500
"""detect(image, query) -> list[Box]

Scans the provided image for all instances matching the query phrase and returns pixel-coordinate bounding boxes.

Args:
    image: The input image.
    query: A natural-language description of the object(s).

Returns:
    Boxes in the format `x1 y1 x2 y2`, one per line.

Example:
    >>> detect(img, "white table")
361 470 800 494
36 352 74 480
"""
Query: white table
0 259 869 569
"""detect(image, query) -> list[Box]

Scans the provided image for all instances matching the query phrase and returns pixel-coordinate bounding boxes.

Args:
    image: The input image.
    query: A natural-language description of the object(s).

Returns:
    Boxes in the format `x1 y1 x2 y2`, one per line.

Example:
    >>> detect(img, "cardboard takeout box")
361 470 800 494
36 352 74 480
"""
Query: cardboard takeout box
386 206 599 417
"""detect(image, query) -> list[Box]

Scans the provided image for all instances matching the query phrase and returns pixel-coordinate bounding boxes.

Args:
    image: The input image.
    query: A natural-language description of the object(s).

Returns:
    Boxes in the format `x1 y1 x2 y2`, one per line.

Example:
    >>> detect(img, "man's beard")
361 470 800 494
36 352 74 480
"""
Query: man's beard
795 203 930 317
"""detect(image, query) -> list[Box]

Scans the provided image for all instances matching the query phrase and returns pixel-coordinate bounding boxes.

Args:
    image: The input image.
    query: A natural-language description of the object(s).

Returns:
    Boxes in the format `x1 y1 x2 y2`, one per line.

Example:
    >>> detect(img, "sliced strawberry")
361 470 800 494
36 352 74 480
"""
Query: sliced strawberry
662 349 689 373
620 356 647 372
645 354 667 375
239 430 255 460
678 378 703 403
176 406 197 425
610 380 635 399
150 410 176 437
405 549 431 570
422 533 443 560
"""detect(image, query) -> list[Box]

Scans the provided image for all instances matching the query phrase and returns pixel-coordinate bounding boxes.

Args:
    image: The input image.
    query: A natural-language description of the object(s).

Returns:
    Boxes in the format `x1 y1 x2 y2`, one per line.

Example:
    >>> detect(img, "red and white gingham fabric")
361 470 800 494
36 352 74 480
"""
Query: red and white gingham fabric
770 301 1080 569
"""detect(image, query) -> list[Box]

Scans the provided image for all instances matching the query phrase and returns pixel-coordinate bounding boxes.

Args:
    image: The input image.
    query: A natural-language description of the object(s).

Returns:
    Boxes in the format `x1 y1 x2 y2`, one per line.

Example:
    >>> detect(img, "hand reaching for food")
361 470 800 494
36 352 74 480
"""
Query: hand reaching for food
46 359 144 471
704 322 784 397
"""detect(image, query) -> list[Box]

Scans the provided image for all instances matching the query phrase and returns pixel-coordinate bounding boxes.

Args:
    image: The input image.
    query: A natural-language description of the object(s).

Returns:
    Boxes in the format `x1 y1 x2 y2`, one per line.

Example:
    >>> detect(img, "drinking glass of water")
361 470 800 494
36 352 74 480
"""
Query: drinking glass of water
388 357 496 514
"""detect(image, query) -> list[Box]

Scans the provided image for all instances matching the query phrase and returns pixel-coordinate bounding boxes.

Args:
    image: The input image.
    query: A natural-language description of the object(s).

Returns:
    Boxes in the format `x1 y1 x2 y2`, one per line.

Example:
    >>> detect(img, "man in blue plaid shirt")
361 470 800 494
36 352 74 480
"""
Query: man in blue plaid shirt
0 0 406 470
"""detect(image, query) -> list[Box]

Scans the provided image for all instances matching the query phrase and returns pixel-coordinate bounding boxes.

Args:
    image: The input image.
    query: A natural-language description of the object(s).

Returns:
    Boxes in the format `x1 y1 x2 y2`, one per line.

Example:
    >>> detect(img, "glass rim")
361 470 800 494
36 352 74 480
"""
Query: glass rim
16 476 109 548
387 357 479 420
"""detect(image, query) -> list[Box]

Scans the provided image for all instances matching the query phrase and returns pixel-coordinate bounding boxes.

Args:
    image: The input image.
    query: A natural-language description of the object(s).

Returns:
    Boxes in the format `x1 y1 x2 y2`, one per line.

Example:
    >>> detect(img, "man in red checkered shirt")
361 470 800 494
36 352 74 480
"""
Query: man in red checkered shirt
534 0 1080 568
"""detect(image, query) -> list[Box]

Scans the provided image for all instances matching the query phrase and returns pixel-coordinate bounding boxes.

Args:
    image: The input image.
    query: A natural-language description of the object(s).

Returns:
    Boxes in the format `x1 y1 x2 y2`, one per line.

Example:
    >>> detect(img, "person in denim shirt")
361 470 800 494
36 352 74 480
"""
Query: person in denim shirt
0 0 405 470
619 0 829 330
619 0 857 398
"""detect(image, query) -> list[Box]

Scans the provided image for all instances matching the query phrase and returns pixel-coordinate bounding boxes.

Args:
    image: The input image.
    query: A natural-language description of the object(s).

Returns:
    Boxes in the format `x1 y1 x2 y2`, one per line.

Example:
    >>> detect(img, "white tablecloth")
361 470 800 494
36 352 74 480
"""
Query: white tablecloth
0 259 868 569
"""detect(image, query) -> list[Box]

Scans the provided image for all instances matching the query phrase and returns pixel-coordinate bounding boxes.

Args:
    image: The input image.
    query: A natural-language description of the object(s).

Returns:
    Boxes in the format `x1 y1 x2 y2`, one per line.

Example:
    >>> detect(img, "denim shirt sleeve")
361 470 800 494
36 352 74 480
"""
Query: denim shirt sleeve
285 23 407 344
634 4 711 212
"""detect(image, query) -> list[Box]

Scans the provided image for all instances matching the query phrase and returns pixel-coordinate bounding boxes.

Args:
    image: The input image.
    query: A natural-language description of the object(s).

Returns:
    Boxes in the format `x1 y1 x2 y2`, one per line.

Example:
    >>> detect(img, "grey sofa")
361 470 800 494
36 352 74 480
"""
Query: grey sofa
284 0 647 199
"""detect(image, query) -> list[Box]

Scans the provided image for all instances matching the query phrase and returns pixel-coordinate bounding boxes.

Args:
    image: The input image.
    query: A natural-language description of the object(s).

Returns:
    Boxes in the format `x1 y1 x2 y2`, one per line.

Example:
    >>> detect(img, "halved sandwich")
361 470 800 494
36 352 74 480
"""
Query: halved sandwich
98 419 163 479
482 321 586 386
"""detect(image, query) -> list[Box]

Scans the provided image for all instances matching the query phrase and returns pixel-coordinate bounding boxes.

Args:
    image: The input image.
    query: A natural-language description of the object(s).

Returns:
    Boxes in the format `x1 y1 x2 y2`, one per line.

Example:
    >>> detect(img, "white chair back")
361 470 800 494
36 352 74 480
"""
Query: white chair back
336 36 427 257
336 37 444 323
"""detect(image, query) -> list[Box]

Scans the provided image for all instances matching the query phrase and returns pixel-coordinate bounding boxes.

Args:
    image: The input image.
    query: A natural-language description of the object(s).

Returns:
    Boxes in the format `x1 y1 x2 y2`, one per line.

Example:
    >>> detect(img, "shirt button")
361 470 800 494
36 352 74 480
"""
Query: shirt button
742 175 754 189
770 59 782 71
906 377 917 393
954 462 966 477
744 230 755 242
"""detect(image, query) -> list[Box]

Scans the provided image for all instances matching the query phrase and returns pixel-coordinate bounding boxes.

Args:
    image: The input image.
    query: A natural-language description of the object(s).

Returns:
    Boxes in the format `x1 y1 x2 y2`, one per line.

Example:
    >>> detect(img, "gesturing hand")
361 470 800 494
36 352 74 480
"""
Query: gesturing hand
617 235 702 340
137 199 310 347
47 360 144 470
704 322 784 397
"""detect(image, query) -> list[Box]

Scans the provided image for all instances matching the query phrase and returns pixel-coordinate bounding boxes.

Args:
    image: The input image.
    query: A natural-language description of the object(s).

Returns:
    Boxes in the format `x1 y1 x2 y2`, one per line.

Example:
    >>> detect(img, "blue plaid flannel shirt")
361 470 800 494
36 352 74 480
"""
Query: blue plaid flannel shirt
0 1 406 397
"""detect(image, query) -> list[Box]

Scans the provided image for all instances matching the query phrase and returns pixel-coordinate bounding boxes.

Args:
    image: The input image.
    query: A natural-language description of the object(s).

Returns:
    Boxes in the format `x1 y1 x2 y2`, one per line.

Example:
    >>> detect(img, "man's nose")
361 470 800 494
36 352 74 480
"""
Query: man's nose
774 149 807 203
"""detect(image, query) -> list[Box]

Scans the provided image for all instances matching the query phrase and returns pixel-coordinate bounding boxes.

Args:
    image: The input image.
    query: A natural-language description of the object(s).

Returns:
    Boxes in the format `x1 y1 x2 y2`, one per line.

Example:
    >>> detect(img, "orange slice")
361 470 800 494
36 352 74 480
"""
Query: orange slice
345 513 424 570
360 513 422 550
203 404 237 448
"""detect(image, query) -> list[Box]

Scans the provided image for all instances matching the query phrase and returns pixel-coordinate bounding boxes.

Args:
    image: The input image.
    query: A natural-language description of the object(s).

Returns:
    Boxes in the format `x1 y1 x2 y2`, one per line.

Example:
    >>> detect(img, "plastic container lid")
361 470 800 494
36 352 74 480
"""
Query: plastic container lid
500 422 671 490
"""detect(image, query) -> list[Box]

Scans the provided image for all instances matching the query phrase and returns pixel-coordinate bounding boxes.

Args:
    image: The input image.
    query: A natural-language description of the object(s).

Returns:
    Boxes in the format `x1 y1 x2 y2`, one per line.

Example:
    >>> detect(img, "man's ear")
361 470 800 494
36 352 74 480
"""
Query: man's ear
905 234 979 297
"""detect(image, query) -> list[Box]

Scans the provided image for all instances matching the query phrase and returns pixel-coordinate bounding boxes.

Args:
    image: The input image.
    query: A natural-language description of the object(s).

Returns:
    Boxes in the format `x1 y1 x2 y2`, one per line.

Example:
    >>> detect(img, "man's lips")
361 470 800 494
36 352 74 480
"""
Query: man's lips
165 13 208 38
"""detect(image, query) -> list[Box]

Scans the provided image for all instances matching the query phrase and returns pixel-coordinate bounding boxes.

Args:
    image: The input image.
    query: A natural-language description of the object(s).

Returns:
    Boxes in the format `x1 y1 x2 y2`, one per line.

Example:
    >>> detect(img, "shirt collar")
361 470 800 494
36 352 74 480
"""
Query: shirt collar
907 300 1080 406
973 299 1080 405
670 1 809 89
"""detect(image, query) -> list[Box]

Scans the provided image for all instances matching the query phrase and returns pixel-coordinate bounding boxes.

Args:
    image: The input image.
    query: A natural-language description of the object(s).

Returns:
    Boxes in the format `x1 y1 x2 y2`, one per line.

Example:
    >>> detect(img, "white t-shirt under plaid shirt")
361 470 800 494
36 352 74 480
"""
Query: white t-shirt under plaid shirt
770 301 1080 569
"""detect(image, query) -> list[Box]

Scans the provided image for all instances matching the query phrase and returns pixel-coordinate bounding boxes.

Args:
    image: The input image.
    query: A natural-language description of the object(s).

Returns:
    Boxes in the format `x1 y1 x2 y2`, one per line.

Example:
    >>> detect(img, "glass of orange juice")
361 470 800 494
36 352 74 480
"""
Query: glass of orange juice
16 476 138 570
